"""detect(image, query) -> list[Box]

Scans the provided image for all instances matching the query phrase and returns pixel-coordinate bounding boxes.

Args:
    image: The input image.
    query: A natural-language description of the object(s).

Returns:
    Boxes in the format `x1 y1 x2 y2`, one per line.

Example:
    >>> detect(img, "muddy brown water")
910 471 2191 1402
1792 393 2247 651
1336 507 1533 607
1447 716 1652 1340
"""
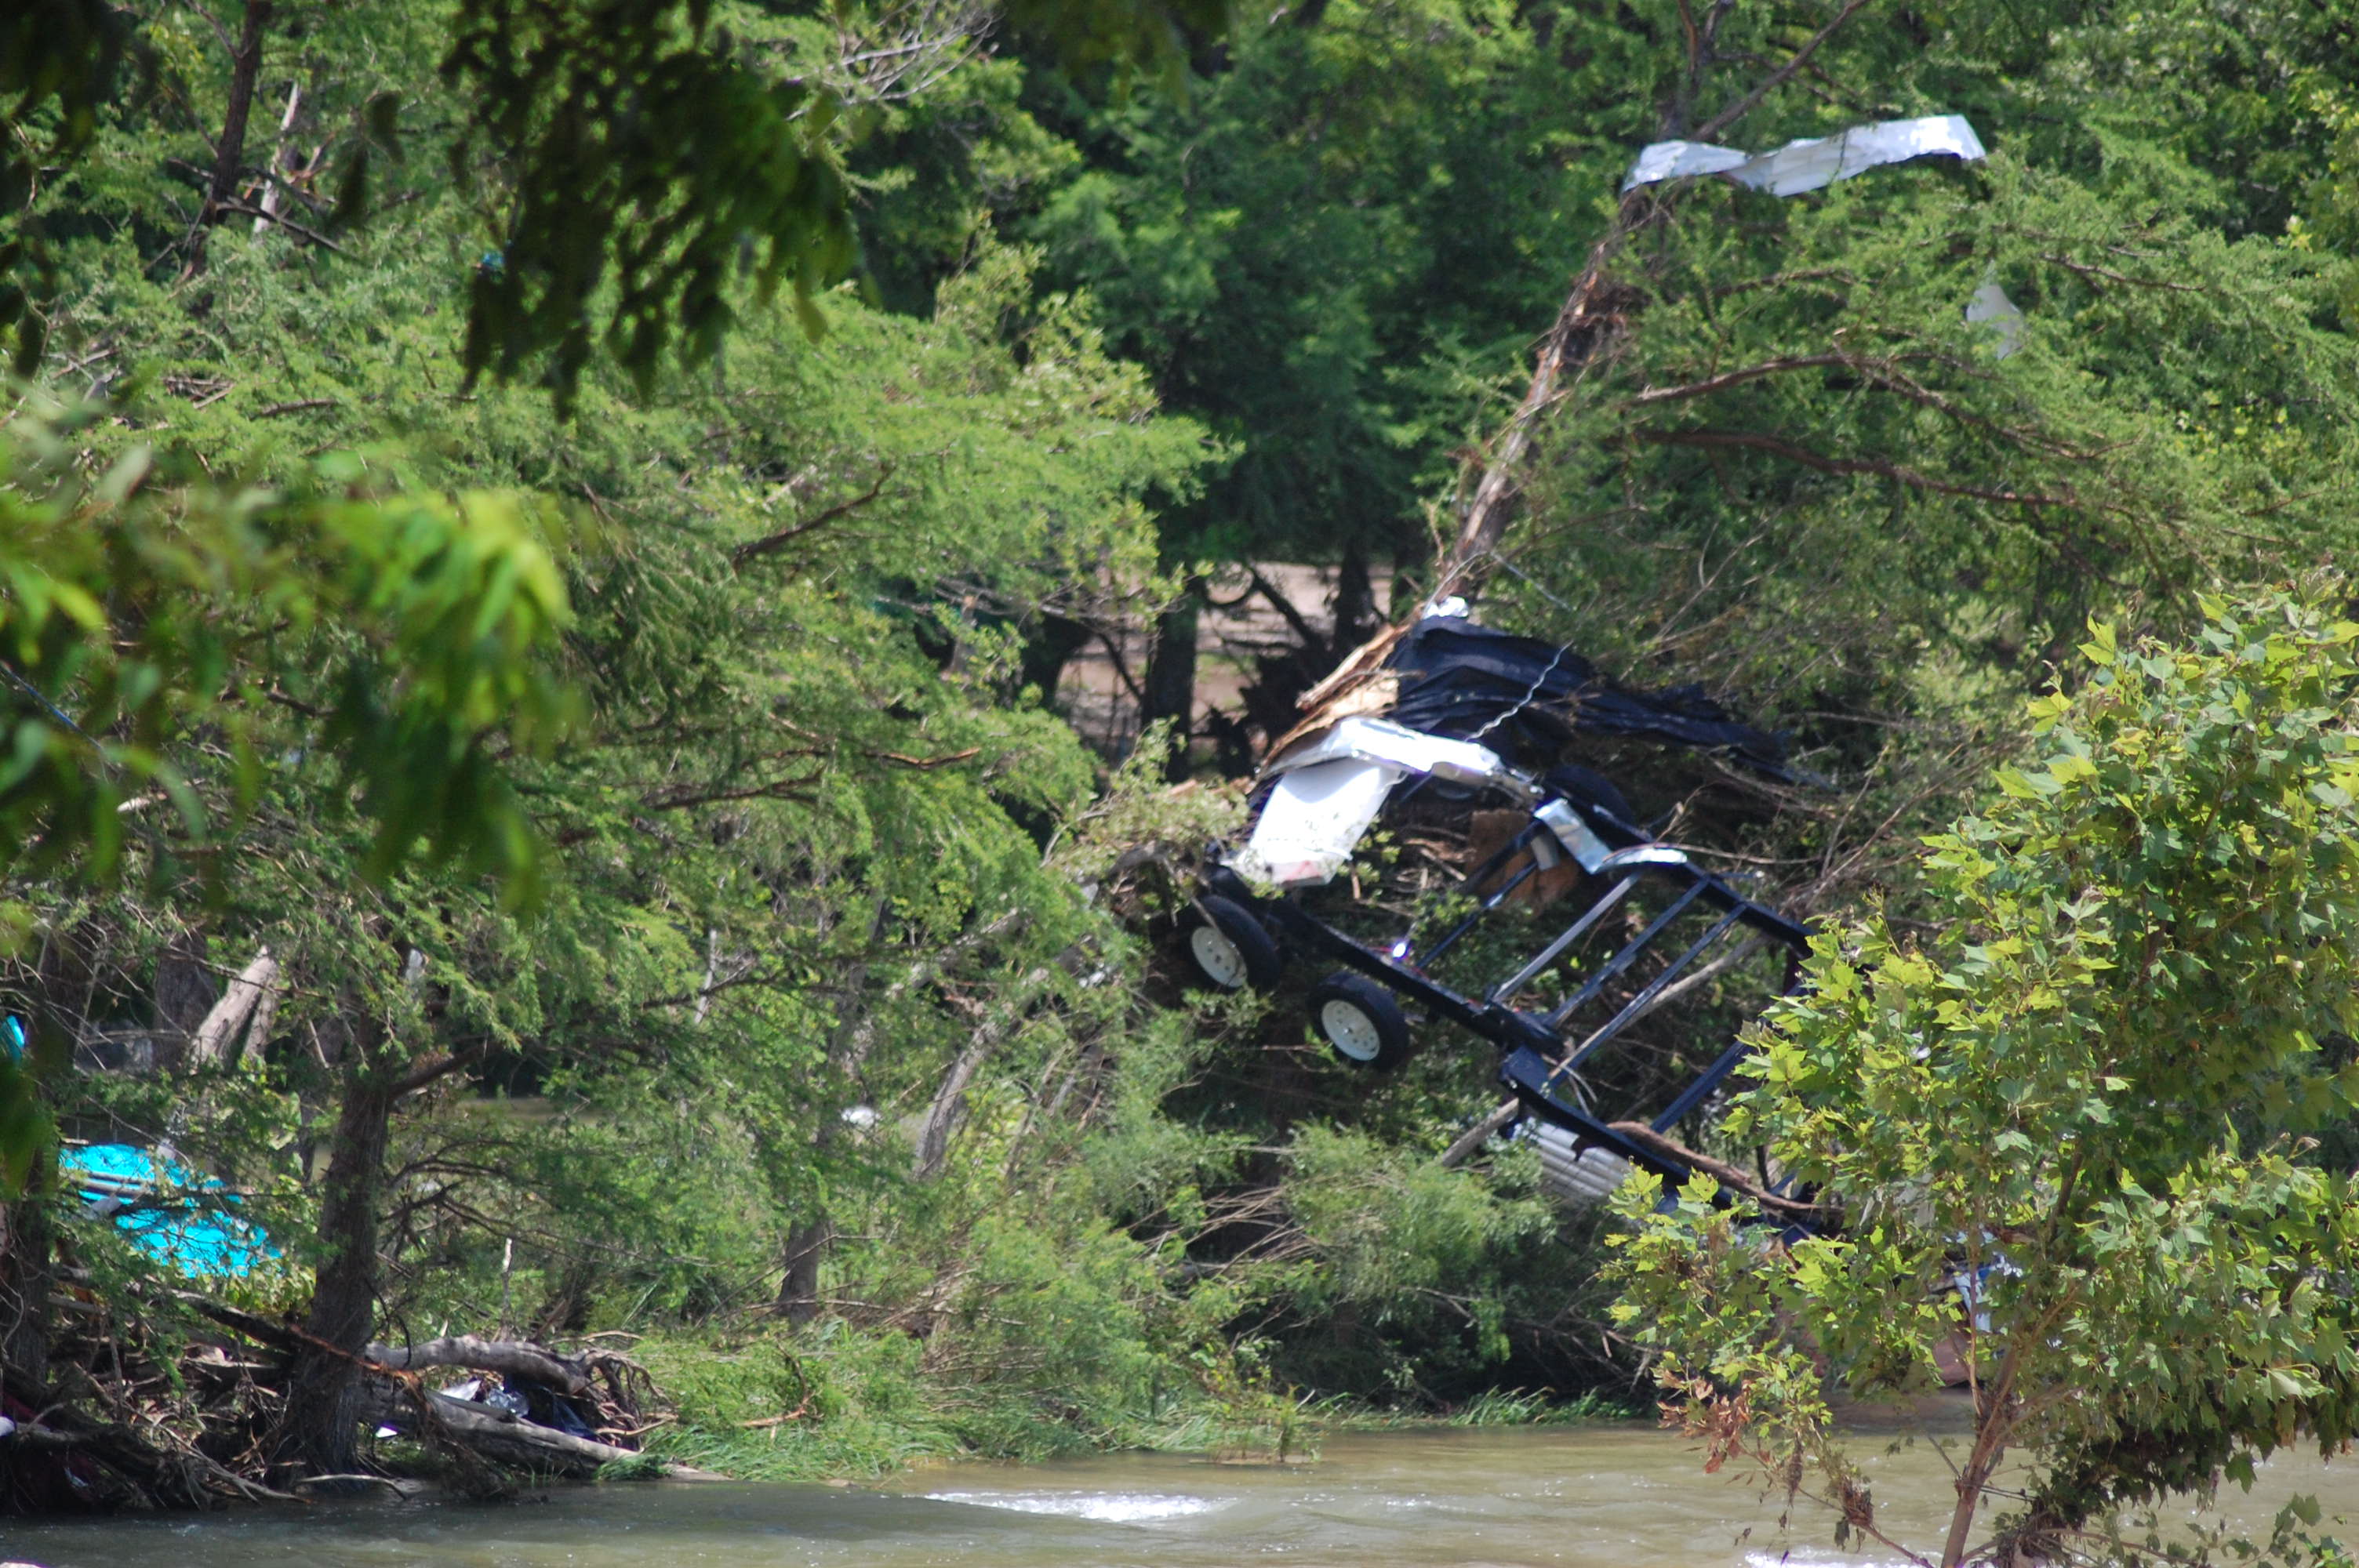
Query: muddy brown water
5 1416 2357 1567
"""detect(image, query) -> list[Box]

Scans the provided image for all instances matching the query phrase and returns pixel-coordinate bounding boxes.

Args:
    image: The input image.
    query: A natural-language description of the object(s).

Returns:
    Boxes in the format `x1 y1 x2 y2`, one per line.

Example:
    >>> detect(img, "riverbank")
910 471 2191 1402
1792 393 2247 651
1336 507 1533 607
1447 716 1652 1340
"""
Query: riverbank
625 1323 1635 1486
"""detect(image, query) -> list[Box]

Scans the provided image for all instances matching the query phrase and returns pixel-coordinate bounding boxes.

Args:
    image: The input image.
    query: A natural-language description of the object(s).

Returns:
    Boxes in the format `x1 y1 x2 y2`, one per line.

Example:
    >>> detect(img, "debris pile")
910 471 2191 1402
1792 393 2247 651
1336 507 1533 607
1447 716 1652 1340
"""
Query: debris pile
1182 603 1820 1225
1 1271 675 1510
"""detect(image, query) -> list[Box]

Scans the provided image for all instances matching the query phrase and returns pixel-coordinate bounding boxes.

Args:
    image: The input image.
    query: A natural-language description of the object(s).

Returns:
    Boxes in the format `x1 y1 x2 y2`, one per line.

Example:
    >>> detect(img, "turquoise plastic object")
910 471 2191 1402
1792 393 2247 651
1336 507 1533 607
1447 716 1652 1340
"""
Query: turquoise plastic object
59 1143 279 1279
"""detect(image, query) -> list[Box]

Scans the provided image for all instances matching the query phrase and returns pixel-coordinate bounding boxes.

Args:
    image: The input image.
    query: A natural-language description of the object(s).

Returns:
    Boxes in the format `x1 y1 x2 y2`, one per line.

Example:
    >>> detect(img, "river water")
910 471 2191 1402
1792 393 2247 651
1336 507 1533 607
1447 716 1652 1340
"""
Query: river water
6 1416 2357 1567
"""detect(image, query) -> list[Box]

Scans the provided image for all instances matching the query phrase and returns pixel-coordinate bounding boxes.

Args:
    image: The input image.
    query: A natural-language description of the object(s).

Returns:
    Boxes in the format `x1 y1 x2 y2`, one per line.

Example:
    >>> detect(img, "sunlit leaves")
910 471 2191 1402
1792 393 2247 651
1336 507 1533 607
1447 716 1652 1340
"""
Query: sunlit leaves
1611 589 2359 1561
0 409 575 898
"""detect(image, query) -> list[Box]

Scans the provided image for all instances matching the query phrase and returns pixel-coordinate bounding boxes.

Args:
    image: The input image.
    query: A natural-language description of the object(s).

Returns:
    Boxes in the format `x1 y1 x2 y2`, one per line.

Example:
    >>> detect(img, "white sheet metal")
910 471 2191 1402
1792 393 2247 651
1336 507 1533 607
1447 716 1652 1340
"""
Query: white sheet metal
1239 757 1403 887
1965 279 2025 358
1266 716 1511 788
1534 798 1610 874
1622 114 1987 195
1623 140 1753 187
1238 720 1521 888
1532 1122 1633 1207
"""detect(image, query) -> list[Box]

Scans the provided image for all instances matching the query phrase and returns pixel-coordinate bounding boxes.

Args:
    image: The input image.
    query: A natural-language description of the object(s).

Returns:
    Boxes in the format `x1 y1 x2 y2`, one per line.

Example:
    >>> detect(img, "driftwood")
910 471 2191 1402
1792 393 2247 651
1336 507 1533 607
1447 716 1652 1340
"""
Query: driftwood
136 1287 687 1491
358 1384 715 1479
362 1335 592 1396
2 1357 296 1506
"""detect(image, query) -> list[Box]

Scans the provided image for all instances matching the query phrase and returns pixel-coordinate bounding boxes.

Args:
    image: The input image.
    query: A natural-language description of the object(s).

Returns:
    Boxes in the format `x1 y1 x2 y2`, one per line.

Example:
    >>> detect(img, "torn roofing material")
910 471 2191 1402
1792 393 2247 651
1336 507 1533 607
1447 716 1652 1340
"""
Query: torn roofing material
1623 114 1987 196
1380 616 1798 782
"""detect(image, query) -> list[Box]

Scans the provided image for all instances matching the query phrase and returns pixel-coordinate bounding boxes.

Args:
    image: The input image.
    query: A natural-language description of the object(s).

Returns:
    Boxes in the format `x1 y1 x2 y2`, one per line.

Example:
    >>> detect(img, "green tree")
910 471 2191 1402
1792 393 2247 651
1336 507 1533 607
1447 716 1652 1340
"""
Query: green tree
1611 589 2359 1567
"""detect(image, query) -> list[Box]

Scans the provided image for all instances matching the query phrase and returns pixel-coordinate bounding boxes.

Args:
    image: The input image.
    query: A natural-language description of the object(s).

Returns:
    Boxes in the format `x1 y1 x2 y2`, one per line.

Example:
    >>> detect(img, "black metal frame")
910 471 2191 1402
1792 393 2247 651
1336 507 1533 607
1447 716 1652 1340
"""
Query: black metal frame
1207 786 1814 1208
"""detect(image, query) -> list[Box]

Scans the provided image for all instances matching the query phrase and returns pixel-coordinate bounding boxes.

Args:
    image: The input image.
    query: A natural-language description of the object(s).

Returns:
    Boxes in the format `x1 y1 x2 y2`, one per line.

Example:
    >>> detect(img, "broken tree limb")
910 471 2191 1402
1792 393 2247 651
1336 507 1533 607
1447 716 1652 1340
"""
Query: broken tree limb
1445 0 1885 586
361 1383 718 1479
912 966 1051 1180
1278 194 1661 746
1286 6 1886 753
189 946 278 1068
1601 1120 1830 1221
1441 198 1655 587
251 82 302 234
362 1335 592 1396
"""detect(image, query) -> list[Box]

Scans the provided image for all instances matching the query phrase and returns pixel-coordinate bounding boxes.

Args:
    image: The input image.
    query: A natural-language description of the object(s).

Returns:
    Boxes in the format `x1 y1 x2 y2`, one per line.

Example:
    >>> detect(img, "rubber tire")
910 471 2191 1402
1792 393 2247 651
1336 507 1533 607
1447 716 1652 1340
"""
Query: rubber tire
1183 895 1285 992
1309 972 1414 1071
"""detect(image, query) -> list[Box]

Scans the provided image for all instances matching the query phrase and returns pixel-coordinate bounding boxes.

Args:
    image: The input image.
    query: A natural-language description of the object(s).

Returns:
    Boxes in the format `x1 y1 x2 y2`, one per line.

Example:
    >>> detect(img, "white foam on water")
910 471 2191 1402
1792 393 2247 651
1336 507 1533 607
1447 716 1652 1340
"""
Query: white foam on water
925 1490 1227 1523
1746 1550 1916 1568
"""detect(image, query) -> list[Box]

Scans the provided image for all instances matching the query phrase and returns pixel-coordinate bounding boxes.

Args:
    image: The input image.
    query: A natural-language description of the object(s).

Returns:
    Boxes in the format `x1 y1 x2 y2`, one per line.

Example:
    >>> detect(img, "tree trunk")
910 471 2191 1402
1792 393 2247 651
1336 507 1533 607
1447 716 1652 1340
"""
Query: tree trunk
1143 585 1201 779
180 0 274 279
776 1216 831 1327
774 898 892 1322
1331 544 1377 656
1940 1330 2029 1568
2 994 82 1392
0 1152 55 1393
279 1073 392 1472
1442 205 1648 583
1018 612 1092 706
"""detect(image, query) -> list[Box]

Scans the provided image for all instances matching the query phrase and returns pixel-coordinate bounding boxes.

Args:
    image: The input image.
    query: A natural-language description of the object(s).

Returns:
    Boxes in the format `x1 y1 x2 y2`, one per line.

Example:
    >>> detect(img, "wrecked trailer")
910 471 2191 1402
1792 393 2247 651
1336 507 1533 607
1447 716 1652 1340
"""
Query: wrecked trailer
1182 605 1817 1222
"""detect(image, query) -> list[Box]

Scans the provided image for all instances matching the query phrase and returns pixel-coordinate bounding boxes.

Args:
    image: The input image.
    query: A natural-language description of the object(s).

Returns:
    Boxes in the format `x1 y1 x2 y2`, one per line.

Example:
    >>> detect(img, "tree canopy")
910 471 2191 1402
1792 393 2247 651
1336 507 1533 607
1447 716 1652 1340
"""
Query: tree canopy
5 0 2359 1528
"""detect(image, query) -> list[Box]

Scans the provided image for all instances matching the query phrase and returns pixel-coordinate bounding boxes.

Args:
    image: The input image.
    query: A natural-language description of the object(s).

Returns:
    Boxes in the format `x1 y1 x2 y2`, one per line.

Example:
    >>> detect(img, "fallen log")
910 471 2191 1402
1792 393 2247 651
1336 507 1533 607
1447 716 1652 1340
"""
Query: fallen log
166 1287 598 1398
362 1384 718 1479
363 1335 592 1396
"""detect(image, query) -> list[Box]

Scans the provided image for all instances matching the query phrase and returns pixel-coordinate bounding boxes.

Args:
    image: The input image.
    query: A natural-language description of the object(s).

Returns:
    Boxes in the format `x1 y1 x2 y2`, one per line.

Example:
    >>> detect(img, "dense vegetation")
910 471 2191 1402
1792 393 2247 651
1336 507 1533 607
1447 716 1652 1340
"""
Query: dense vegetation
5 0 2359 1541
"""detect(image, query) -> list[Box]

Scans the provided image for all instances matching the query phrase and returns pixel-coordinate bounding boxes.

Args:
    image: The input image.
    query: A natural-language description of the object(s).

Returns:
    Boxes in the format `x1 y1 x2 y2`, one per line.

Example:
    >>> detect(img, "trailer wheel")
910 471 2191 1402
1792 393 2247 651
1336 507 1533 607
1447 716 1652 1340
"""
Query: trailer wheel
1183 895 1284 991
1310 973 1412 1070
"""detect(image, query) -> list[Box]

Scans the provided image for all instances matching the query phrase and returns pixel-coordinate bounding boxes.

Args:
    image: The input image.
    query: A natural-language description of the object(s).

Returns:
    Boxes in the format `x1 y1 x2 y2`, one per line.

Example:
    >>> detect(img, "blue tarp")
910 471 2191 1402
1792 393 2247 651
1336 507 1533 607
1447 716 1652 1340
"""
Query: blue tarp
59 1143 278 1279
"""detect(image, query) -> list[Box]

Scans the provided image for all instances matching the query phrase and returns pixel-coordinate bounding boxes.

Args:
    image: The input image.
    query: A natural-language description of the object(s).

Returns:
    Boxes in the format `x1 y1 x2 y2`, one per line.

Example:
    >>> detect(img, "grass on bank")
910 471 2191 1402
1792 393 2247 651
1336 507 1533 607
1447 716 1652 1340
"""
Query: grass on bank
628 1321 1638 1484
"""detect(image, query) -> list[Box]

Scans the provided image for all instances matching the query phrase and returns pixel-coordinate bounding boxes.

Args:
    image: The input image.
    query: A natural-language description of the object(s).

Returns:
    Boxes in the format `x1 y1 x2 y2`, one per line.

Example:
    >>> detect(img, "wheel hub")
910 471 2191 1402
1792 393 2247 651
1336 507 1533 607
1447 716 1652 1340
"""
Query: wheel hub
1321 999 1382 1061
1189 925 1249 989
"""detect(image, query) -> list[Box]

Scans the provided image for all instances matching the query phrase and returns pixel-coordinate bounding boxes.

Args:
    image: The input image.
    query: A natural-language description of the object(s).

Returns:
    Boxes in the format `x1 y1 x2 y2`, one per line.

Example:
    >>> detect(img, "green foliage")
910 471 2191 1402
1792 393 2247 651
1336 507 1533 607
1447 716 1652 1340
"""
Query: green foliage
443 0 857 410
1611 589 2359 1564
1022 0 1638 565
19 0 2359 1498
1499 155 2359 782
0 410 573 896
0 0 133 371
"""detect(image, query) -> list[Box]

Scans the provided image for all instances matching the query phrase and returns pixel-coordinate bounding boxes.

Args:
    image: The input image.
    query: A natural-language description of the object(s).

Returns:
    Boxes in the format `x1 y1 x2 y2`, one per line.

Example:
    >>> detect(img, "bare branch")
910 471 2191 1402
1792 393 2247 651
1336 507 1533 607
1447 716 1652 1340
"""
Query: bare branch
1692 0 1875 143
731 467 893 567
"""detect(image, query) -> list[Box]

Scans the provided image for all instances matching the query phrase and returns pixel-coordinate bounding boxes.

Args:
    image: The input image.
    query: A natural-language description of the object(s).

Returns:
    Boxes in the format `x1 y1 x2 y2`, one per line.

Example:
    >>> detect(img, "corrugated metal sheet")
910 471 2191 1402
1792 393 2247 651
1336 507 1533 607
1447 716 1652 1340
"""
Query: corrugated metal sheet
1531 1122 1632 1207
1623 114 1987 197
